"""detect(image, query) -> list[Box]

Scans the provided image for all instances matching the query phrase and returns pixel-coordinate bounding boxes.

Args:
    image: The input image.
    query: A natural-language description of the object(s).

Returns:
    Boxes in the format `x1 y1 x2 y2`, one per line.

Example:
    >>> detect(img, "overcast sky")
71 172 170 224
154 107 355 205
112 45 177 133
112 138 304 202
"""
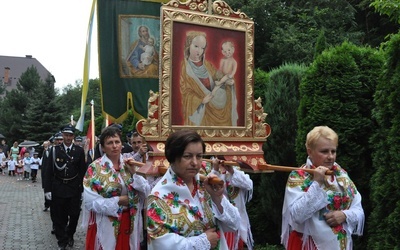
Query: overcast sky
1 0 99 90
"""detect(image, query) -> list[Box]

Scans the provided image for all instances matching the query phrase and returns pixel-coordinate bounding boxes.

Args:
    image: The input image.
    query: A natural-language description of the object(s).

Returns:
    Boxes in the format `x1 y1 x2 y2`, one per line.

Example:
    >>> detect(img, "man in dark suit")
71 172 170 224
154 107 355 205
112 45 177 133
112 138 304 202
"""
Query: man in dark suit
43 124 87 250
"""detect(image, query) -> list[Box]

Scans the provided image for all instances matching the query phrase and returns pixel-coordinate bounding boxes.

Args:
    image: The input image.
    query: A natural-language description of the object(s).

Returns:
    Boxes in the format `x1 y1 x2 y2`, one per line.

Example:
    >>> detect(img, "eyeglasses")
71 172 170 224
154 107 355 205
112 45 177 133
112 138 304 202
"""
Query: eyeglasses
181 153 203 161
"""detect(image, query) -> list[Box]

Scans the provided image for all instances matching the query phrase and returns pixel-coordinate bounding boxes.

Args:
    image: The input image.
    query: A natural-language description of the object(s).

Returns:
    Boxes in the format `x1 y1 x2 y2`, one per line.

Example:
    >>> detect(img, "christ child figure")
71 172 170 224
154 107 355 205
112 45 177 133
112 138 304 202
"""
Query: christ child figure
140 37 155 66
212 41 237 96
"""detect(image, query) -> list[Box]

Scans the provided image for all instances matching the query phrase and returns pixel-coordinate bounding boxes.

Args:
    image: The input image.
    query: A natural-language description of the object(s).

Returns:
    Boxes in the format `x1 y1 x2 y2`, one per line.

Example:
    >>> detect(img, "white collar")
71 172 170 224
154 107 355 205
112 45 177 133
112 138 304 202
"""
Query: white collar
63 144 72 151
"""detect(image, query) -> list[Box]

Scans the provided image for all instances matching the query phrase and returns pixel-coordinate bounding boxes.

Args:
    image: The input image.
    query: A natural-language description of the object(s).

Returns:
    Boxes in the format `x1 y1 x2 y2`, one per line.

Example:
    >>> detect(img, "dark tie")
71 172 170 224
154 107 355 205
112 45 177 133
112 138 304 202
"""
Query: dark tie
67 148 71 155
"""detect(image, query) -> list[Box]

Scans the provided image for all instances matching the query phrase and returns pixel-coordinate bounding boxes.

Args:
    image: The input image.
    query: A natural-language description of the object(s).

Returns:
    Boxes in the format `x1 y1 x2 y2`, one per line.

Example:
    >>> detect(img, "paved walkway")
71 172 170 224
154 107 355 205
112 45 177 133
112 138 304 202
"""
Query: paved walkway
0 170 85 249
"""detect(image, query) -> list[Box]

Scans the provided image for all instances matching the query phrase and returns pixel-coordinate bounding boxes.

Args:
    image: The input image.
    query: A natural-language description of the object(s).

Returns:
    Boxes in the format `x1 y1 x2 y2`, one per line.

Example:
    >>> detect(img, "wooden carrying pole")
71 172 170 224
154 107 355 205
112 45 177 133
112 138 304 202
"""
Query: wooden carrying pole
259 164 334 175
201 159 334 175
201 158 237 166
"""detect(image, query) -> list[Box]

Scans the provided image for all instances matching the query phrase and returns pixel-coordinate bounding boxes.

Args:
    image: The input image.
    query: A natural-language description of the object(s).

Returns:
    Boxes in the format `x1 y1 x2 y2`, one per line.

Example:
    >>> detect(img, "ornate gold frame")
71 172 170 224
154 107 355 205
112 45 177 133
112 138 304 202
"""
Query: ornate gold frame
143 0 268 140
136 0 271 173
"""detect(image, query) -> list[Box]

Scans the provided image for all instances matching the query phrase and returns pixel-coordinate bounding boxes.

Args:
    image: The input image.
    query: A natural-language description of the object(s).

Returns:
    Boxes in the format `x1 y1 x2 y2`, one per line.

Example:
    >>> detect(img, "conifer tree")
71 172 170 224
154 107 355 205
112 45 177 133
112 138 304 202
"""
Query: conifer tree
249 64 307 245
0 65 39 141
314 29 327 59
368 32 400 249
20 75 63 142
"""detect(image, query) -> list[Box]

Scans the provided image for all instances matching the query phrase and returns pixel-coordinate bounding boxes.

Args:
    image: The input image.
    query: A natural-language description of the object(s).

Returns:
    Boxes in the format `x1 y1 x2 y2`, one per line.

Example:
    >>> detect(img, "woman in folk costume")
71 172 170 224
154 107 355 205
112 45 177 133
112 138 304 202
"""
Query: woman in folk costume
82 126 151 250
281 126 364 250
180 31 238 127
147 130 240 250
209 159 254 250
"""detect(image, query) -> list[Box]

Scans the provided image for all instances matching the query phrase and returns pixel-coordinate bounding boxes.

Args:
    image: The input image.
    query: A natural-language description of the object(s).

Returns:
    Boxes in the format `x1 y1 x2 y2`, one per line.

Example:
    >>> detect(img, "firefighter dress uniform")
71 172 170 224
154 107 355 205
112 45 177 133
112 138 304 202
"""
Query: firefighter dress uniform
43 124 87 250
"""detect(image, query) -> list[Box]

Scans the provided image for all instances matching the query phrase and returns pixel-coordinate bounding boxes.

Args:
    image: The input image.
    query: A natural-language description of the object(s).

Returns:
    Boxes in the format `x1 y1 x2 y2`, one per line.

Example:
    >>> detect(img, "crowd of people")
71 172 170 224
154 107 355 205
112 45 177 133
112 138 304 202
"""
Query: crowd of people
0 124 365 250
0 139 42 181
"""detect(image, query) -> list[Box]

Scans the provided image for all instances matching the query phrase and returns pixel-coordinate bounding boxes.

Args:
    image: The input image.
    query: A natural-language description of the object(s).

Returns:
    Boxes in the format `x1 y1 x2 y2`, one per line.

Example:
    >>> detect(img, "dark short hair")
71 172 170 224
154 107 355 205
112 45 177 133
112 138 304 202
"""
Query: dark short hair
100 126 121 147
109 123 122 131
164 130 205 163
131 131 143 139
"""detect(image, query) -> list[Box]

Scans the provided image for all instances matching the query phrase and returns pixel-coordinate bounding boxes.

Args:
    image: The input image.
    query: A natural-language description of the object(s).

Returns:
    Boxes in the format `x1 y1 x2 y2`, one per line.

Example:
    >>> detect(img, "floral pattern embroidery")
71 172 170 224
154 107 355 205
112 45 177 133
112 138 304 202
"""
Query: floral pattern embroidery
288 170 312 192
225 181 240 206
164 192 180 207
332 224 347 241
172 173 185 186
83 158 139 237
147 169 220 245
289 164 357 244
326 192 352 241
161 190 204 220
187 204 202 220
327 193 351 211
324 166 356 243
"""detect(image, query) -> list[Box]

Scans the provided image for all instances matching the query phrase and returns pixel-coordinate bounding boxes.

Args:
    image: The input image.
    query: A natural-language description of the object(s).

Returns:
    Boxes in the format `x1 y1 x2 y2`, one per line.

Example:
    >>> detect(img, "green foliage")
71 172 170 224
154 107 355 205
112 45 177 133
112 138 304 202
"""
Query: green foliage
250 65 307 245
263 64 307 167
254 243 285 250
314 29 327 59
370 0 400 24
296 41 384 249
20 75 63 142
0 67 44 142
57 78 102 135
0 83 5 96
17 66 41 94
253 68 269 100
368 32 400 249
225 0 398 72
0 72 102 144
351 0 400 47
235 0 363 70
254 244 285 250
0 90 25 142
121 110 138 141
56 81 86 123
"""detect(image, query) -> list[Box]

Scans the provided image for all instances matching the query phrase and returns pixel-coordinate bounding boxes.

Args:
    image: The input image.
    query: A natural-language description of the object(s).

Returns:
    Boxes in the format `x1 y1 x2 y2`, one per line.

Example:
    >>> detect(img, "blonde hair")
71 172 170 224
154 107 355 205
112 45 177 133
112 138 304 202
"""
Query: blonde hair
305 126 338 150
222 41 234 51
184 31 207 60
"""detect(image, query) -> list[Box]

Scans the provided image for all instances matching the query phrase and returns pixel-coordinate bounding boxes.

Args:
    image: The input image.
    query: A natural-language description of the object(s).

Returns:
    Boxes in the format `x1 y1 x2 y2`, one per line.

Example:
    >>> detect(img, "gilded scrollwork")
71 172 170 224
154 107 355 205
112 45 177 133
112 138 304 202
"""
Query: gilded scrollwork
208 142 261 153
213 0 249 18
156 142 166 152
141 118 158 135
164 0 208 12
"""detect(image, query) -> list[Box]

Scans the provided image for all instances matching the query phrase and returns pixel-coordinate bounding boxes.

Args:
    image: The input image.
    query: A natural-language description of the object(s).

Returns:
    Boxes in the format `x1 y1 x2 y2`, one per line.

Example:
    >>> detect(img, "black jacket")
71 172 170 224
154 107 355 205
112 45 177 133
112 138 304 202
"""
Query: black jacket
43 144 86 198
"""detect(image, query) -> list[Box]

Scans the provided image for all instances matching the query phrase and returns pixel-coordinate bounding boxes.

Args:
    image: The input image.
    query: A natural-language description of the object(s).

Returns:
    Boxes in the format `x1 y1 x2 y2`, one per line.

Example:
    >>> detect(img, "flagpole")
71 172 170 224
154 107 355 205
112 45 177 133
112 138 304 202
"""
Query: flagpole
76 0 97 132
105 114 109 127
90 100 95 150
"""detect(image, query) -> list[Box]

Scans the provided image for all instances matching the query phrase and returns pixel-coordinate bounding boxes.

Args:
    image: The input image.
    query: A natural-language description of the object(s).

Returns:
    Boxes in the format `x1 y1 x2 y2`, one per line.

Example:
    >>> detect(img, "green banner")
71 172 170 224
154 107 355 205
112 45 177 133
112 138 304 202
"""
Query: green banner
97 0 161 122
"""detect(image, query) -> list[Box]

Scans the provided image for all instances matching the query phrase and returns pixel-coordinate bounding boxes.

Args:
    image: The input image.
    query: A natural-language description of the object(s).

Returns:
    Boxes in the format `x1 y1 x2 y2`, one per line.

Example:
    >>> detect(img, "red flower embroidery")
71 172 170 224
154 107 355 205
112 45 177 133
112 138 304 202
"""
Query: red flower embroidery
147 208 162 223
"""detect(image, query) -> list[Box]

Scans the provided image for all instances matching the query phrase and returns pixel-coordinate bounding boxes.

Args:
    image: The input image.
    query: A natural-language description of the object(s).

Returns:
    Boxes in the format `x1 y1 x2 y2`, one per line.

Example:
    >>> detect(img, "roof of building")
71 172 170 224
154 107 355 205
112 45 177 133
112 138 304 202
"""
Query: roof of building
0 55 55 94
